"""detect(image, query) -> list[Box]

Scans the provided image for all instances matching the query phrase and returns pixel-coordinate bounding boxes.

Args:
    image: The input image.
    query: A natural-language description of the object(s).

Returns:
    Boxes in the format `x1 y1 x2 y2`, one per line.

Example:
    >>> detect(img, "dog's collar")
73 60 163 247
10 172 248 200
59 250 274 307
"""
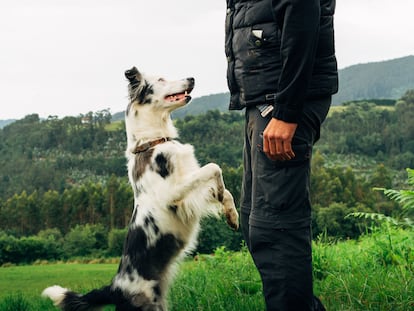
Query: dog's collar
132 137 172 154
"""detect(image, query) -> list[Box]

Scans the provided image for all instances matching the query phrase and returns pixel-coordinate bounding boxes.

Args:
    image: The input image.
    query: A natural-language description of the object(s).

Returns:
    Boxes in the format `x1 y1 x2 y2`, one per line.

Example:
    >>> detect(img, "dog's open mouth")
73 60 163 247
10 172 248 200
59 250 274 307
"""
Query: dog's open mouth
165 90 192 103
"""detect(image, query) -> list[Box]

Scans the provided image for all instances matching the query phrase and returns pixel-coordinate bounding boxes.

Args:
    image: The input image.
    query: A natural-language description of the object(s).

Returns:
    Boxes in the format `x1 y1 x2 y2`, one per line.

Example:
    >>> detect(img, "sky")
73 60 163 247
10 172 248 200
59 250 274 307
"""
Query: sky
1 0 413 120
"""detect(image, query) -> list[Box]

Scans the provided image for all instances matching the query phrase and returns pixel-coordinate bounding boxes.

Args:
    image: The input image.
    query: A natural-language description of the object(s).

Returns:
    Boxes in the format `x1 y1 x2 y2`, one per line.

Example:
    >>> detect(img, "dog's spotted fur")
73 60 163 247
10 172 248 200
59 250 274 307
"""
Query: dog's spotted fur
43 67 239 311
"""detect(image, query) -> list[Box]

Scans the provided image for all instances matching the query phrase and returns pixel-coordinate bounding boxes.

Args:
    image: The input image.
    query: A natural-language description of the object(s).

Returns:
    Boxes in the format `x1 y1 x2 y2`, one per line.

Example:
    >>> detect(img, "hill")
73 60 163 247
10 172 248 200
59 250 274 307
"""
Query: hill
333 55 414 105
178 55 414 113
113 55 414 119
111 92 232 122
0 119 16 129
2 55 414 126
172 92 232 119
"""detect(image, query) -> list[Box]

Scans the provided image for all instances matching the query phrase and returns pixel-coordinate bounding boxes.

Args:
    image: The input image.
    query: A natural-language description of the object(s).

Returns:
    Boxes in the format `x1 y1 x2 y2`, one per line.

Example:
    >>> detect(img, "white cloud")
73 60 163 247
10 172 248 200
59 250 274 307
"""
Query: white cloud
0 0 413 119
335 0 414 68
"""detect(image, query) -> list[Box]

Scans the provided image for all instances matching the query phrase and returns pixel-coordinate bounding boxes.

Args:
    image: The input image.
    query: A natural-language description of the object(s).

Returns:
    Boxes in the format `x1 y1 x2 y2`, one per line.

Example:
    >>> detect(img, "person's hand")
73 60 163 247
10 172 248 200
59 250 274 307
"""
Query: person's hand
263 118 298 161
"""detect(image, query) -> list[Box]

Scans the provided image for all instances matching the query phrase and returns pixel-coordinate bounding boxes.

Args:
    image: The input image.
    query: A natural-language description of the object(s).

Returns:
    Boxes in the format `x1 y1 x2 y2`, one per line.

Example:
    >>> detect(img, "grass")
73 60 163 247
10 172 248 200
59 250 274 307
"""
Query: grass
1 229 413 311
0 264 117 311
313 228 414 310
0 250 264 311
169 248 264 311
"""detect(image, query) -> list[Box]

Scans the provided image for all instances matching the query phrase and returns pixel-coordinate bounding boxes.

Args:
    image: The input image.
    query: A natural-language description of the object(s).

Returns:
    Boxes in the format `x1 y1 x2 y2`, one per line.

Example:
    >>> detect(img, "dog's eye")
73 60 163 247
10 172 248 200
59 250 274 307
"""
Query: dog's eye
158 78 165 82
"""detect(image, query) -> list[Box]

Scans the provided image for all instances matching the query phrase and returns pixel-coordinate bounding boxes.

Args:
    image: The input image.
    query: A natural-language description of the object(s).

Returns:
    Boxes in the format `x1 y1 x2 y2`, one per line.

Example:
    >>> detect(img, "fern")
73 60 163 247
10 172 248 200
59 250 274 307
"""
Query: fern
349 168 414 229
374 188 414 211
376 168 414 211
346 212 398 225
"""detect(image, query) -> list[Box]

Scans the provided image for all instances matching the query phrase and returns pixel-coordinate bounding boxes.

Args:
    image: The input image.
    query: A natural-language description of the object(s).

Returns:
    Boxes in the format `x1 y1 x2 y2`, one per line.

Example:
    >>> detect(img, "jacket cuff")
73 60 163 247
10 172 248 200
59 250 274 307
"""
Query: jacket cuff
272 105 300 123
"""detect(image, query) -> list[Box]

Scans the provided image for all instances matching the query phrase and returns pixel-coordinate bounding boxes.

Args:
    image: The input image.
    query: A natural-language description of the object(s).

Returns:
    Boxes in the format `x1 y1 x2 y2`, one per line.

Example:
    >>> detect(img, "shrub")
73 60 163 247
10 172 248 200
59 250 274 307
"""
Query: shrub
315 203 370 239
0 234 20 265
63 224 107 258
197 217 243 254
108 228 127 256
0 232 62 265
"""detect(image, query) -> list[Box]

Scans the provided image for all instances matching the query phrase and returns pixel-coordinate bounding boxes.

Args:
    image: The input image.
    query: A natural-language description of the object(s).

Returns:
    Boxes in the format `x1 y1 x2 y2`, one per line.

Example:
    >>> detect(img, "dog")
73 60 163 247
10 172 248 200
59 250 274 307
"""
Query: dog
42 67 239 311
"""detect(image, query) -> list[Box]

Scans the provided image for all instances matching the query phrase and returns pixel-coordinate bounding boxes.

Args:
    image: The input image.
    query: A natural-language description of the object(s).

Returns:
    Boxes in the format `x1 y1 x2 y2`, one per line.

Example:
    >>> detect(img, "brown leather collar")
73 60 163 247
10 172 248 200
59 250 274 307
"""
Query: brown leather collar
132 137 172 154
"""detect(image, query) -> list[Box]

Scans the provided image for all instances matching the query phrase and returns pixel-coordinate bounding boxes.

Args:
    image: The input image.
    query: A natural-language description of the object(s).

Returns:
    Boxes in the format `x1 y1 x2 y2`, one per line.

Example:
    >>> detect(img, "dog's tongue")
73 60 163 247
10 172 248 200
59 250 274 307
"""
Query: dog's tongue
165 92 187 102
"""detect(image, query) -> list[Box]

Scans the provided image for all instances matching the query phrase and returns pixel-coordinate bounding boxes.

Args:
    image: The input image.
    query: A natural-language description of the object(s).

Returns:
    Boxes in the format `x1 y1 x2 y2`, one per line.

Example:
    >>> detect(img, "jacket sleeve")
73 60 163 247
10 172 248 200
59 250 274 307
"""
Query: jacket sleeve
271 0 320 123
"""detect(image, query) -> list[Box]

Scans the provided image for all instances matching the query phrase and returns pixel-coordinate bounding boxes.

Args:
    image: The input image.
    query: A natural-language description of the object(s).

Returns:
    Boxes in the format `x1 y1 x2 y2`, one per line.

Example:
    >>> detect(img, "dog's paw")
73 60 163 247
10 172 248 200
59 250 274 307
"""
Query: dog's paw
225 210 239 231
222 190 239 230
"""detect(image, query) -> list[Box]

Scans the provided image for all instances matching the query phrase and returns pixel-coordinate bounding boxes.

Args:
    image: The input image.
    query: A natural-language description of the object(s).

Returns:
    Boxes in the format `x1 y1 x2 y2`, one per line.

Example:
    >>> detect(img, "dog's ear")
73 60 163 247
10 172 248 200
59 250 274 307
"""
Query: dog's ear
125 67 141 84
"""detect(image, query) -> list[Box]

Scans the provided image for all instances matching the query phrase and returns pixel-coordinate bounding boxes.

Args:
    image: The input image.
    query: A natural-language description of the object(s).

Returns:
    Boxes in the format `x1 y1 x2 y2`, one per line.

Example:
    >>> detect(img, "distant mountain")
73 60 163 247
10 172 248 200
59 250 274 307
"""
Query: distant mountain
180 55 414 114
0 119 16 129
333 55 414 105
111 92 233 122
3 56 414 126
172 92 233 119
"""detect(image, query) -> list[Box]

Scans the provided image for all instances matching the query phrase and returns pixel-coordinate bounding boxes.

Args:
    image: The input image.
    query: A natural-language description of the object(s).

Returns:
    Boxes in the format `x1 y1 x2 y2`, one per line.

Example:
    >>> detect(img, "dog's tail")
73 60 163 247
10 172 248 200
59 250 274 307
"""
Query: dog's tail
42 285 115 310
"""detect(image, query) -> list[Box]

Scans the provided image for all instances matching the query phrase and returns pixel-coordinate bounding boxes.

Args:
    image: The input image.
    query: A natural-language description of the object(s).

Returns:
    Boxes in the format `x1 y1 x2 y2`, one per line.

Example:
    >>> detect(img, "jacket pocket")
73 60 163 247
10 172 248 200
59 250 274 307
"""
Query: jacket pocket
257 142 312 168
248 22 281 51
275 143 312 168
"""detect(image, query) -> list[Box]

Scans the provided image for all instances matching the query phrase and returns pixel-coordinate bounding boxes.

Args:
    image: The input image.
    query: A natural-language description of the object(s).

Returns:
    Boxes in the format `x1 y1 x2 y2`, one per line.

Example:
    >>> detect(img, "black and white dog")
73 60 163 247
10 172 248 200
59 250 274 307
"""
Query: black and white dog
42 67 239 311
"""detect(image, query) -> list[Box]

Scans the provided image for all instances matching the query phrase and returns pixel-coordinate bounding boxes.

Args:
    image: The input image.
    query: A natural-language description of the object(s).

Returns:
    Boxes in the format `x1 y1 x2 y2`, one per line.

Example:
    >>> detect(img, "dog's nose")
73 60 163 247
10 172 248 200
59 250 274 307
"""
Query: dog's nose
187 77 195 88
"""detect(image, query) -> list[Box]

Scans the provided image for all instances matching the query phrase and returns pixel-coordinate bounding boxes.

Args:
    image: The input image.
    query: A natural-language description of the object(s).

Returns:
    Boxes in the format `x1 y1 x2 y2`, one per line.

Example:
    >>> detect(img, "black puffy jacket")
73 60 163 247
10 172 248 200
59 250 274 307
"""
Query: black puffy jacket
225 0 338 123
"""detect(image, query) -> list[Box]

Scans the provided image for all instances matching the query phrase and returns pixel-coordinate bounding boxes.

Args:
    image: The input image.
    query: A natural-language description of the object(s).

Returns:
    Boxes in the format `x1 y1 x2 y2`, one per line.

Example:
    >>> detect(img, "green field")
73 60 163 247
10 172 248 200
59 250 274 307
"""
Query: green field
1 229 413 311
0 263 117 311
0 250 264 311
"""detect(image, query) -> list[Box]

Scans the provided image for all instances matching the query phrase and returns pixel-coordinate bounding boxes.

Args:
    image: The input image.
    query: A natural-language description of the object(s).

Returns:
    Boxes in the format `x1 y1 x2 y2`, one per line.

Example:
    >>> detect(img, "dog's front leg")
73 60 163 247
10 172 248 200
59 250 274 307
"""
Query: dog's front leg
222 189 239 230
211 168 239 230
171 163 222 202
171 163 239 230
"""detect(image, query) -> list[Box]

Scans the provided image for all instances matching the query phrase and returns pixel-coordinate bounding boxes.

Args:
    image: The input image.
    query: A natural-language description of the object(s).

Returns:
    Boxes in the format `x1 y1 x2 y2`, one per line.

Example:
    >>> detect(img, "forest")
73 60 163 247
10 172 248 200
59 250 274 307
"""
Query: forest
0 90 413 264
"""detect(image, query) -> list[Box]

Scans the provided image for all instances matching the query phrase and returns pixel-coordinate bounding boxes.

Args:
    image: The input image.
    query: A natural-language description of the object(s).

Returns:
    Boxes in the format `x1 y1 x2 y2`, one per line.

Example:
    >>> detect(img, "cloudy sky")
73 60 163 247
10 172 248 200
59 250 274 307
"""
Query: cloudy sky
1 0 413 120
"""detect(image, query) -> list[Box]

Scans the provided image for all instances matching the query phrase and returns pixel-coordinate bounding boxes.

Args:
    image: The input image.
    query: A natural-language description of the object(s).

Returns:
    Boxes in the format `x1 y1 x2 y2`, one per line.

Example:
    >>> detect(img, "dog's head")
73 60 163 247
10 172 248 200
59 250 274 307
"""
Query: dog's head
125 67 195 115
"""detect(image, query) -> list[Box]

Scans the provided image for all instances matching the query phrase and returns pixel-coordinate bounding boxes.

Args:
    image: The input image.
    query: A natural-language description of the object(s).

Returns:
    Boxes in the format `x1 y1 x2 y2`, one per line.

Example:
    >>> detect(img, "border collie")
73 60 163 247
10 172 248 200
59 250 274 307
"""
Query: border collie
42 67 239 311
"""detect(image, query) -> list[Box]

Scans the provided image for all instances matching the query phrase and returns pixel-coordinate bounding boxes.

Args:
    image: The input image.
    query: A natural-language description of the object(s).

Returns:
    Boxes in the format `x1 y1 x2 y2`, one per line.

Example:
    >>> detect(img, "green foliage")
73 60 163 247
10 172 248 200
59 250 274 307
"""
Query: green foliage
314 228 414 310
0 178 133 237
378 168 414 212
349 168 414 229
342 98 396 106
368 225 414 267
0 111 125 199
169 247 264 311
0 294 30 311
1 231 413 310
1 91 414 259
314 203 371 239
197 218 243 254
107 228 128 256
0 232 62 265
321 91 414 166
63 224 107 258
0 264 117 310
175 110 244 167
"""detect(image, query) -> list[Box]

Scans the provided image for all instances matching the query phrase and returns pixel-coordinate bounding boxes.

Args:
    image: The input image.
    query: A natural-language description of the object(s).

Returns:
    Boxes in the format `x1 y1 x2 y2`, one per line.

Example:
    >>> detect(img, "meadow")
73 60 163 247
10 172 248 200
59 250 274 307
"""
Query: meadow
0 227 413 311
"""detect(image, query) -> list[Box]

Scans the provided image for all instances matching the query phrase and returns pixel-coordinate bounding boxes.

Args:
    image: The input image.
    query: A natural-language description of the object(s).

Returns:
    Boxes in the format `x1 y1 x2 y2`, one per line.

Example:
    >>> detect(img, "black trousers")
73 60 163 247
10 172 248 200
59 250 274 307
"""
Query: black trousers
241 96 331 311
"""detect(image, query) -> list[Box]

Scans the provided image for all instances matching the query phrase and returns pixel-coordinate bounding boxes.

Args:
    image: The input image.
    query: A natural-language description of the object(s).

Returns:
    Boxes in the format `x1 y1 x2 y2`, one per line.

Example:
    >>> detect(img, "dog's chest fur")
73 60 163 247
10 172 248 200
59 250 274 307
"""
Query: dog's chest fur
128 141 199 198
129 140 202 243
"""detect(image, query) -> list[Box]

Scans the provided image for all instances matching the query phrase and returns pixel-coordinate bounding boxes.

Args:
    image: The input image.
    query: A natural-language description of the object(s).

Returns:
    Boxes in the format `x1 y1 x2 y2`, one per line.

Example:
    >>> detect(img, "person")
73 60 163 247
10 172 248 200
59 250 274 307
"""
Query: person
225 0 338 310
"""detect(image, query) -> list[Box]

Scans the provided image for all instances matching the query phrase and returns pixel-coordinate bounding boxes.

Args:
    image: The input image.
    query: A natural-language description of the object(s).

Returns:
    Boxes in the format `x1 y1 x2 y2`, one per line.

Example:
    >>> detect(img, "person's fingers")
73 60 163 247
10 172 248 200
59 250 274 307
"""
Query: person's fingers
283 140 295 160
275 139 284 159
263 133 269 154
